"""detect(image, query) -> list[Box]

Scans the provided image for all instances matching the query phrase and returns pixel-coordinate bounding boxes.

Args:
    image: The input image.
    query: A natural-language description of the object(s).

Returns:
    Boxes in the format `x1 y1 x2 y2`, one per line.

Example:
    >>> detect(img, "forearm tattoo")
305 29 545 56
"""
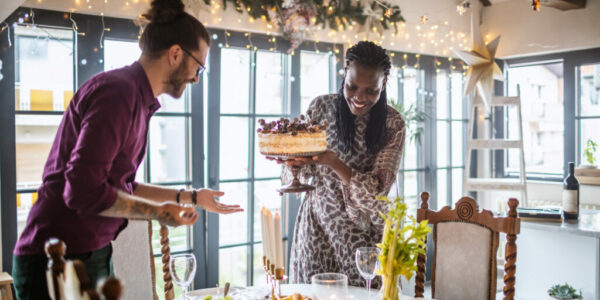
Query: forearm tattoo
100 191 177 225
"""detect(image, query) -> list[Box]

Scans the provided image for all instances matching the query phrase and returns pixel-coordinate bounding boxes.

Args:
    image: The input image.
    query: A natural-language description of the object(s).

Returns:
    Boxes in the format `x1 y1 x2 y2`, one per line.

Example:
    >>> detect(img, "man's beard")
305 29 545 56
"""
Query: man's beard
164 62 191 98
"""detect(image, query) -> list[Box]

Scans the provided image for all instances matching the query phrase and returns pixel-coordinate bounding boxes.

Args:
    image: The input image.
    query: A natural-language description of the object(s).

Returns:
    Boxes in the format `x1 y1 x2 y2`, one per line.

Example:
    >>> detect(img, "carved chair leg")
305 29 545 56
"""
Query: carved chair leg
160 224 175 300
503 233 517 300
415 242 427 298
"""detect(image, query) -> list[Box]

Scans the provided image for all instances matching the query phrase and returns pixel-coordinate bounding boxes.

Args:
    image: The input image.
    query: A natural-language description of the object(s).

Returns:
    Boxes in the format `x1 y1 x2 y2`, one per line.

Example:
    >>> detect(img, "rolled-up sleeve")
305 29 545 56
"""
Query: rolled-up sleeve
63 82 134 216
341 116 406 229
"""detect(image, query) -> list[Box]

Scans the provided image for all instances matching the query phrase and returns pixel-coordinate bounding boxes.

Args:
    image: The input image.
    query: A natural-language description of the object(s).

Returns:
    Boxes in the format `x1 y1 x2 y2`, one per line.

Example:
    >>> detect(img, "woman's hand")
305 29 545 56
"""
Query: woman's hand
195 189 244 214
266 151 339 167
265 156 309 167
309 151 339 167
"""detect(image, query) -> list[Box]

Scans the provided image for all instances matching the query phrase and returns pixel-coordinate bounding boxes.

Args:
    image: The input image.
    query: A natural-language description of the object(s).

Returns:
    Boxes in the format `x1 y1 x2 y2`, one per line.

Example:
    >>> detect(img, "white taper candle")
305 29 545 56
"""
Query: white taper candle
274 212 283 269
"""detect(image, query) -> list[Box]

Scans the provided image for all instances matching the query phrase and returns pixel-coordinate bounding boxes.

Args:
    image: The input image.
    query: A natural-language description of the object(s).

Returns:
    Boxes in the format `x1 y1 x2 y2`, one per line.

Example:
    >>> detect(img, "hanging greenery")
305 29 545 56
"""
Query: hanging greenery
202 0 404 50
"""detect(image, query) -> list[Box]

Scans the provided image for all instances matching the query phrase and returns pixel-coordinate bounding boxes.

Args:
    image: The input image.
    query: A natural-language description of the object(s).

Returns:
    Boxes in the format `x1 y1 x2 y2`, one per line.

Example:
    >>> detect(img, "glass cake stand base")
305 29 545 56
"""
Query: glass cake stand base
278 165 315 193
263 151 325 194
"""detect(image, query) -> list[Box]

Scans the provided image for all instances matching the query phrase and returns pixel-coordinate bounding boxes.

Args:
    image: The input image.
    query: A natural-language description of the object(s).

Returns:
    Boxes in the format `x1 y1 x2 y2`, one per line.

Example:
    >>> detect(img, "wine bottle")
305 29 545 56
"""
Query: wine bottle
562 162 579 221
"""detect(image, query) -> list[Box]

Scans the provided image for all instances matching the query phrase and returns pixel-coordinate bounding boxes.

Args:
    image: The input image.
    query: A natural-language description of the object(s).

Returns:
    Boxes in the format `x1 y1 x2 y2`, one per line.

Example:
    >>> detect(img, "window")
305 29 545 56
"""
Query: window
14 25 73 236
577 63 600 165
104 39 194 298
214 47 289 287
506 62 564 178
300 50 335 112
436 71 467 209
385 67 427 214
206 39 340 287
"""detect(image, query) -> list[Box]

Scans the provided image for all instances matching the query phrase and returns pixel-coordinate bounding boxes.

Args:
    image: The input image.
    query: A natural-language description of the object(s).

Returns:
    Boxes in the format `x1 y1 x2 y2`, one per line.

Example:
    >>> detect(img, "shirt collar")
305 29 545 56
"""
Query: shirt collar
131 61 161 112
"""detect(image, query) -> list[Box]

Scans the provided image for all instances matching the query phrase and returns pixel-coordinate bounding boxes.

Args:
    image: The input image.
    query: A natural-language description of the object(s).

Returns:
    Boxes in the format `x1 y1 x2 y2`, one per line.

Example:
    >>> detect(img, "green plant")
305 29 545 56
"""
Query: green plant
388 101 429 146
376 196 431 300
584 139 598 165
547 283 583 299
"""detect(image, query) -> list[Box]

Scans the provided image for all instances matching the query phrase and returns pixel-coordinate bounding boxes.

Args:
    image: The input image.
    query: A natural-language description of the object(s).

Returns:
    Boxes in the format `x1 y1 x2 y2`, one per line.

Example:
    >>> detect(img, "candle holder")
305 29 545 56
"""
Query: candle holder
273 268 287 299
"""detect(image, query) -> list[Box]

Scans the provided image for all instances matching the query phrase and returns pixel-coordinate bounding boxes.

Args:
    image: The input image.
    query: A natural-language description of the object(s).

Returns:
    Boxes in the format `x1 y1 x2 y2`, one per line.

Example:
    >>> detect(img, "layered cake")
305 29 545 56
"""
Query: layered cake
257 114 328 156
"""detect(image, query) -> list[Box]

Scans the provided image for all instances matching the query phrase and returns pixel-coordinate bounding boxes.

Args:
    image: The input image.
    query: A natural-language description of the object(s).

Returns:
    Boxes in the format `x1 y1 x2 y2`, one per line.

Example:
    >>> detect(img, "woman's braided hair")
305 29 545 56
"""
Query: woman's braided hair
336 41 391 154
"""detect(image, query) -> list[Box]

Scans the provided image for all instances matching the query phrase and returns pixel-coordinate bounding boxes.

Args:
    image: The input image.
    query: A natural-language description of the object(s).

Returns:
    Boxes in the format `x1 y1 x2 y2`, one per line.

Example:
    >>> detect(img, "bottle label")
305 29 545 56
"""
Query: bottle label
562 190 578 213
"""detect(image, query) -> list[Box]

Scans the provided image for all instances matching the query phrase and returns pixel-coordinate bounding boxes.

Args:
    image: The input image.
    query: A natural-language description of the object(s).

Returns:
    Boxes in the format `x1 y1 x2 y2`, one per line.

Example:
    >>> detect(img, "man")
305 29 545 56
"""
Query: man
12 1 242 299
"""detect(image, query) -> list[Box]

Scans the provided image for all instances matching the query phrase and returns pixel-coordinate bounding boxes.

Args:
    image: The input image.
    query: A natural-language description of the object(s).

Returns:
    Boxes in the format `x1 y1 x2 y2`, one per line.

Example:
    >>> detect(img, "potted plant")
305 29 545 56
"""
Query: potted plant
547 283 583 300
580 139 598 169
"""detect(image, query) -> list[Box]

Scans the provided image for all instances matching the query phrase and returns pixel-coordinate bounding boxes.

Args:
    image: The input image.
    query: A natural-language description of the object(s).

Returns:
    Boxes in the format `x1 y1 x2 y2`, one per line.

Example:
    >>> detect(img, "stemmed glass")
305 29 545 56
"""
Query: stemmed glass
170 253 197 300
355 247 381 299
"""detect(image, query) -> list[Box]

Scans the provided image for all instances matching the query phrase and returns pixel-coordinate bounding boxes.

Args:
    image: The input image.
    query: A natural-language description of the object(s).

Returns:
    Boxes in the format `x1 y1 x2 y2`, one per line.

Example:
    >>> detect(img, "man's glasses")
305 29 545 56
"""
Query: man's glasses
180 46 206 77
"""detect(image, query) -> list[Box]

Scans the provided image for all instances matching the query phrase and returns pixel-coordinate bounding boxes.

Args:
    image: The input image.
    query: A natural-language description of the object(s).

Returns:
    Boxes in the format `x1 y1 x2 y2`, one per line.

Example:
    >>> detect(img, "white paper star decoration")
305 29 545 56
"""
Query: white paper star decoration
454 16 503 113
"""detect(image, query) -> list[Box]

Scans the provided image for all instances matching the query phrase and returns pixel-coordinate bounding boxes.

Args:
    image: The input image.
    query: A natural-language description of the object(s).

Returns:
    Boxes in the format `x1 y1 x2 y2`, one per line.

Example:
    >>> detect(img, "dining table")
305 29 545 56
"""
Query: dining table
186 283 432 300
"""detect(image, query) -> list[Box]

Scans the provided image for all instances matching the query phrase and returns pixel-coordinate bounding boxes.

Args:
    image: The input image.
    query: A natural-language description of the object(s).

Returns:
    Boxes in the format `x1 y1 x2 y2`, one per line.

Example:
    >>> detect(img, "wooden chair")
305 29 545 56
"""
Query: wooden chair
0 272 14 300
112 221 175 300
45 238 123 300
414 192 520 300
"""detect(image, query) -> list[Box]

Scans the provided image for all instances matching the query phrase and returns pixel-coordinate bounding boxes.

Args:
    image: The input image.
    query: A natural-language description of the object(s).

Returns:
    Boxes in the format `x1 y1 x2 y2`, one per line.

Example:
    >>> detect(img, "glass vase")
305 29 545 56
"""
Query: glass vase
379 273 401 300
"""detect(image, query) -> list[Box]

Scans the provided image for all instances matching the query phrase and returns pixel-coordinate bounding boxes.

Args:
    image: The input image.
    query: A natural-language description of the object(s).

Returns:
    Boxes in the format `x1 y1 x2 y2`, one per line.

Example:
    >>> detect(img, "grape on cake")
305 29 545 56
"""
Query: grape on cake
257 114 328 157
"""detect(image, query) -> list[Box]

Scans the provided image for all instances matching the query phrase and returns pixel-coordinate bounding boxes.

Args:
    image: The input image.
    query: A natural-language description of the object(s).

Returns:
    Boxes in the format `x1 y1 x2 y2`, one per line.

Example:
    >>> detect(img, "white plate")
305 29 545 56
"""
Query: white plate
187 286 269 300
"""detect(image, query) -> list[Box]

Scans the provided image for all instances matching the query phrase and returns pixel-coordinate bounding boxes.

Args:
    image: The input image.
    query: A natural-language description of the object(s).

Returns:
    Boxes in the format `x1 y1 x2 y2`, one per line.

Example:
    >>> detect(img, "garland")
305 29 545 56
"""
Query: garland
201 0 404 51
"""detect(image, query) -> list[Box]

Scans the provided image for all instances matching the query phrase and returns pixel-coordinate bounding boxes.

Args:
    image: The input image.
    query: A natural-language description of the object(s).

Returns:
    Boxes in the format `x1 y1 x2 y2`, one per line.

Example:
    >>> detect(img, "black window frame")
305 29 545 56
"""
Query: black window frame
499 48 600 181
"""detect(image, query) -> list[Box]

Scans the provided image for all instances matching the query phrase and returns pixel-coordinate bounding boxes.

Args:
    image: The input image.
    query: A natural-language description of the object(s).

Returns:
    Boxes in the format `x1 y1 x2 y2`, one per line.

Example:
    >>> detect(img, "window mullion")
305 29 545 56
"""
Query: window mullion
247 49 257 287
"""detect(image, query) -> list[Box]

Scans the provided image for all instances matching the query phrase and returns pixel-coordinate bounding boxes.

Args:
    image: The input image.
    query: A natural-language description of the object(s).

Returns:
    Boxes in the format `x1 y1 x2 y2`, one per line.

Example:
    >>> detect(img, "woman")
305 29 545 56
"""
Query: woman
281 41 406 287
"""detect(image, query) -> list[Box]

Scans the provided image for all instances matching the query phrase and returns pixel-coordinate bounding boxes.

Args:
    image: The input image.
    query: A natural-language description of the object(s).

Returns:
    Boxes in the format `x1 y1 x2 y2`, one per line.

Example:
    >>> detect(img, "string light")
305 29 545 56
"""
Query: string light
1 22 11 48
99 13 111 48
68 11 85 36
224 30 230 48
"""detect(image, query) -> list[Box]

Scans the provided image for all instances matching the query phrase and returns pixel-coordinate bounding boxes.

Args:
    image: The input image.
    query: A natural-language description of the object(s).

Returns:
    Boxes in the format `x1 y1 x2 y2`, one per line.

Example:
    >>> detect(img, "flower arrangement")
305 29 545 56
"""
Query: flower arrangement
376 196 431 300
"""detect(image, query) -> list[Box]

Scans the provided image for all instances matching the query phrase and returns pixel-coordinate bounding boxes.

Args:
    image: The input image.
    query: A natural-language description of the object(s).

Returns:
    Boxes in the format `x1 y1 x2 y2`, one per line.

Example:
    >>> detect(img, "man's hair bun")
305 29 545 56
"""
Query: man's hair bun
142 0 185 24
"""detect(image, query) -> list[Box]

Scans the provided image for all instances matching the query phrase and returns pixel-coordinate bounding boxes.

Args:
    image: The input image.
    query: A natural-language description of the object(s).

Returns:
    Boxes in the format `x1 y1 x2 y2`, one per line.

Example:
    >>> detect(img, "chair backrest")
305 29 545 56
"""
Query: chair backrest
112 220 157 300
45 238 123 300
112 220 174 300
414 192 520 300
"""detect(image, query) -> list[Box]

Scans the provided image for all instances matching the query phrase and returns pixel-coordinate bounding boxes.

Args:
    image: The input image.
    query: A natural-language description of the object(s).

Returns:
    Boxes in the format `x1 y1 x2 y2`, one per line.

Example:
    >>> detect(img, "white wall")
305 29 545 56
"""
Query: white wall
482 0 600 58
0 0 24 23
20 0 477 57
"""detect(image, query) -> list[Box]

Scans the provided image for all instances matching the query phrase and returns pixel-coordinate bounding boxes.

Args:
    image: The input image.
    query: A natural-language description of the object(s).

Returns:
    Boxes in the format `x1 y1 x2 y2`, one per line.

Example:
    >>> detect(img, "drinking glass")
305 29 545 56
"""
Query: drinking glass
311 273 348 300
169 253 197 299
355 247 381 299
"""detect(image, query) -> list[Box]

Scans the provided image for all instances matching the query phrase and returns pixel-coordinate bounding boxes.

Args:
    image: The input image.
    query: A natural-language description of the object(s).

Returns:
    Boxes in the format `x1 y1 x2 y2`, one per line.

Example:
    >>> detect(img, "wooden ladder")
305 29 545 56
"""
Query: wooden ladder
464 86 528 207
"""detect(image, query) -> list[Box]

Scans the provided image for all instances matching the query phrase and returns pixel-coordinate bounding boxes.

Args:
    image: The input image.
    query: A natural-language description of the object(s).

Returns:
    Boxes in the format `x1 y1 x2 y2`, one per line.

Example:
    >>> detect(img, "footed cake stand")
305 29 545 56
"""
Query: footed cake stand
265 151 326 194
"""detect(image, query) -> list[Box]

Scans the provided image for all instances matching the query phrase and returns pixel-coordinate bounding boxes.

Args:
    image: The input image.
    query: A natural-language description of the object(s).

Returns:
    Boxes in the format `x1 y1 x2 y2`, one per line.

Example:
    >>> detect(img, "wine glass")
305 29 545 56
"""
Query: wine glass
170 253 197 300
355 247 381 299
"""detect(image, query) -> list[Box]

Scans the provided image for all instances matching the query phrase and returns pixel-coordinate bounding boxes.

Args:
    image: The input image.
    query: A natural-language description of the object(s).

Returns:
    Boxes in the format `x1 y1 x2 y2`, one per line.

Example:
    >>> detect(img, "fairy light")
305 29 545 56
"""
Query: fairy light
99 13 111 48
224 30 230 48
69 10 84 36
1 22 11 48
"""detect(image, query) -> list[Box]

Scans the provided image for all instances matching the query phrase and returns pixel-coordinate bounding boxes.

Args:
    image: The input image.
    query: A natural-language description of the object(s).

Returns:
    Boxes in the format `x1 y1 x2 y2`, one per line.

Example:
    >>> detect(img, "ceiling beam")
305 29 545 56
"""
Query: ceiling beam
479 0 492 7
542 0 586 10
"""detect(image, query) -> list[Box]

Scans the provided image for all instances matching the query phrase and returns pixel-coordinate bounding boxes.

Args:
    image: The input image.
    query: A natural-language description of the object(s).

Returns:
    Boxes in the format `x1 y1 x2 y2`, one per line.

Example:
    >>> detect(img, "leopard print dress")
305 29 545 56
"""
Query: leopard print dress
285 94 406 287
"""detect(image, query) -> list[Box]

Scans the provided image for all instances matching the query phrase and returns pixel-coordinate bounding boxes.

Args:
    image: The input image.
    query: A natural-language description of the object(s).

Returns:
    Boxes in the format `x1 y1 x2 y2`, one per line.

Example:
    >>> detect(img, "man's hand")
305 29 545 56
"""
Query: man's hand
157 203 198 227
195 189 244 214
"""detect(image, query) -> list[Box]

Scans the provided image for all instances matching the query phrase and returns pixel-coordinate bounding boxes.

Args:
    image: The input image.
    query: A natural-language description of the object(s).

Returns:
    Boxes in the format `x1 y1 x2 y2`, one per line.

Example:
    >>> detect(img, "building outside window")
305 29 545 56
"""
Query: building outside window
577 63 600 165
15 25 73 236
506 62 564 178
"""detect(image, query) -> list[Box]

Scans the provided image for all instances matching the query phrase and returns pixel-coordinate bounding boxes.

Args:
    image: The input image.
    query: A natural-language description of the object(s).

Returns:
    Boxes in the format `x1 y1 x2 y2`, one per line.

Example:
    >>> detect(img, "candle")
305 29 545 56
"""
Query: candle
260 207 268 262
274 212 283 269
265 209 276 268
262 208 272 265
